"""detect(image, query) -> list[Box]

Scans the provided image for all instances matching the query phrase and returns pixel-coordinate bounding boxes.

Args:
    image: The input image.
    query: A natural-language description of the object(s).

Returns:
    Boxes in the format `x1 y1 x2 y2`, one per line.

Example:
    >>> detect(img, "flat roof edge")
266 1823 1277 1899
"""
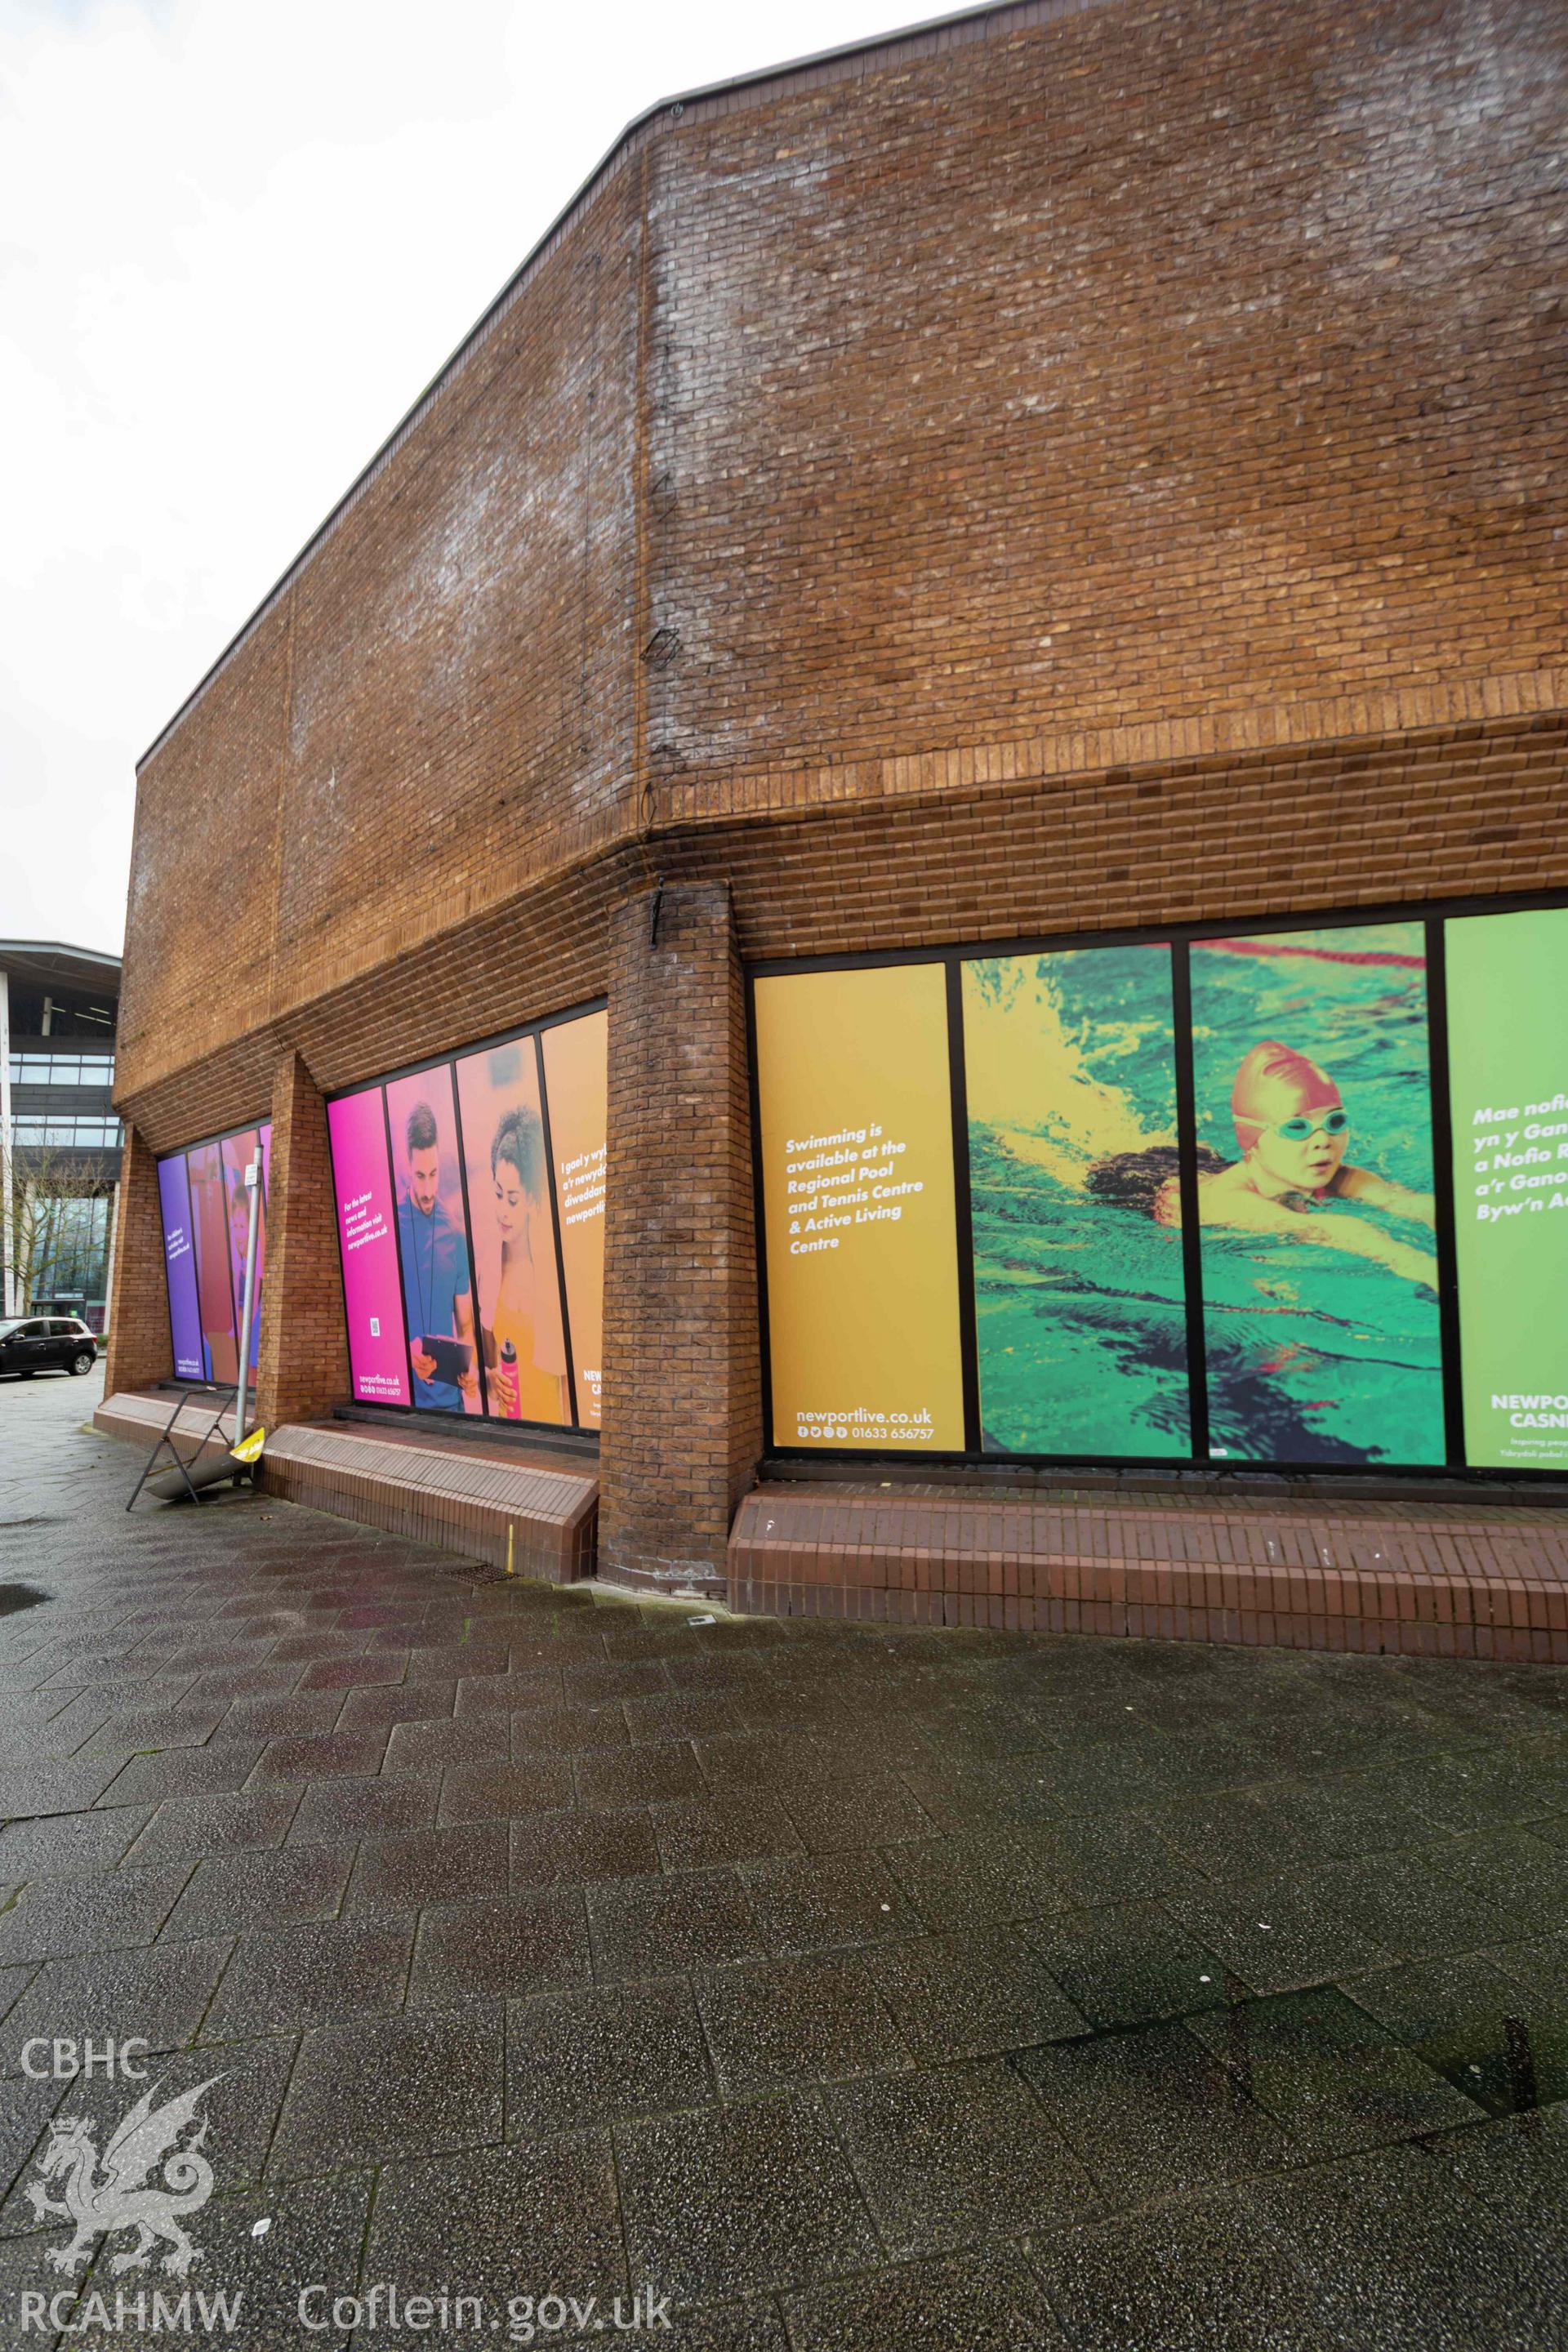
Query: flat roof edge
136 0 1101 773
0 942 123 970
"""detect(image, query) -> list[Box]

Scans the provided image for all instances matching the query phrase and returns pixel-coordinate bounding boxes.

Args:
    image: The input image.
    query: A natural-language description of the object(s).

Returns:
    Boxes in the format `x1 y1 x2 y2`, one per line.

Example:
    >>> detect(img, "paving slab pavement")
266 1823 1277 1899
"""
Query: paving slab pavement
0 1365 1565 2346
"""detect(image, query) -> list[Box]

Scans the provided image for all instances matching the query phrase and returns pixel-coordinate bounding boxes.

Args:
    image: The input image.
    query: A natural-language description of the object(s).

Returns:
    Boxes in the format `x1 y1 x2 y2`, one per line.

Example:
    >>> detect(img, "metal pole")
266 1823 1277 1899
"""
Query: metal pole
233 1151 262 1446
101 1179 118 1337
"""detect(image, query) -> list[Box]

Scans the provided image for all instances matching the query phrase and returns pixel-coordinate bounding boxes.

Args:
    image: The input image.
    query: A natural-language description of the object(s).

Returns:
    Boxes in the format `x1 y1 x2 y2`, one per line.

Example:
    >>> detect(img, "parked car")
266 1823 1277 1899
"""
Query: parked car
0 1316 99 1379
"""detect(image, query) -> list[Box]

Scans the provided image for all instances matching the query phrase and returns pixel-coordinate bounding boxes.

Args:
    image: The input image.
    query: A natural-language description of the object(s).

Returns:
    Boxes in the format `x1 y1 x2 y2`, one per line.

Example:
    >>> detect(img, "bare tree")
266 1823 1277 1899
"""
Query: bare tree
0 1139 115 1315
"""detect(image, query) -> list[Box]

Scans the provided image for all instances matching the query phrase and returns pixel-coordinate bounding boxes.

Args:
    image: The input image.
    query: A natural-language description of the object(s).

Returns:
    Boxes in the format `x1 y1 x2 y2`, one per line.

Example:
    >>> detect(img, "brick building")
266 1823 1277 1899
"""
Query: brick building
105 0 1568 1653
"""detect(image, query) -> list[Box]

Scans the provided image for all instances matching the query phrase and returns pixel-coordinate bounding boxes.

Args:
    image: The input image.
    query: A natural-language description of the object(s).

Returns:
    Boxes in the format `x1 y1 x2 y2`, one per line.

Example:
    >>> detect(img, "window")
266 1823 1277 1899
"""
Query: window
323 1005 607 1428
10 1117 122 1148
8 1054 115 1086
29 1196 114 1311
156 1123 271 1384
752 898 1568 1477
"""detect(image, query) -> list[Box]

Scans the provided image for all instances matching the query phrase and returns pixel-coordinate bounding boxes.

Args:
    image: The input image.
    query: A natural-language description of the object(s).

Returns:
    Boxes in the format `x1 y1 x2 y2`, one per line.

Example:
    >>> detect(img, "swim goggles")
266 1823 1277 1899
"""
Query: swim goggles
1271 1109 1350 1143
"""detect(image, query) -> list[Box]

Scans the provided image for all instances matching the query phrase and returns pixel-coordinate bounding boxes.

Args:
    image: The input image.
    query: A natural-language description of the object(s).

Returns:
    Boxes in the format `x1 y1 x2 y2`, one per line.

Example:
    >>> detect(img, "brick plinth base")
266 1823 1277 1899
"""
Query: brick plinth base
96 1390 237 1468
95 1393 597 1583
728 1483 1568 1660
260 1425 597 1581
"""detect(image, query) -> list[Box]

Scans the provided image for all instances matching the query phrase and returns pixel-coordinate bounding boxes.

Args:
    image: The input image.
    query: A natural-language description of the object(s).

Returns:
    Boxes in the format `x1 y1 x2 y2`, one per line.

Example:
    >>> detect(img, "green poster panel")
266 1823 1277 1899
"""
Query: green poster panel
1447 906 1568 1471
961 945 1190 1458
1188 924 1443 1467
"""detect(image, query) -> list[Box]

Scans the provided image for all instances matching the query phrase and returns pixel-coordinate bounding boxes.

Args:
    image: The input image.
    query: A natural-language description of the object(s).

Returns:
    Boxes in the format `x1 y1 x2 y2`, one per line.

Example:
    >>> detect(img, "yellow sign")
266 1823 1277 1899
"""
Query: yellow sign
754 964 965 1450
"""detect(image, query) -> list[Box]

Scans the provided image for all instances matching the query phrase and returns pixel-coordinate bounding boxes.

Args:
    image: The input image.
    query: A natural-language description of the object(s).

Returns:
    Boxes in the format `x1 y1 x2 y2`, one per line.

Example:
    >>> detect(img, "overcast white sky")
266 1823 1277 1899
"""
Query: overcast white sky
0 0 924 959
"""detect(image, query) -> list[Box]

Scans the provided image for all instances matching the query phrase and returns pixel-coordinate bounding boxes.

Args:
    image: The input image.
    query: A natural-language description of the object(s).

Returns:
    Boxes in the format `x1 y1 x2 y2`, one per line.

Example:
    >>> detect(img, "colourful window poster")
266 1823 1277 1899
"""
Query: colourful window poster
1186 926 1444 1466
326 1087 411 1406
157 1154 204 1382
157 1125 270 1385
1447 906 1568 1471
455 1035 570 1427
257 1119 272 1361
219 1129 265 1376
385 1066 481 1415
754 963 965 1451
962 946 1190 1456
541 1009 608 1428
185 1138 239 1384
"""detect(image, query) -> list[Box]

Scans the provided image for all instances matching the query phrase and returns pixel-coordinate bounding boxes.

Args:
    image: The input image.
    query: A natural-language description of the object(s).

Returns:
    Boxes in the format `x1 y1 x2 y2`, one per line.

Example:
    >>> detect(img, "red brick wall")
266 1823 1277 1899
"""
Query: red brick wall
118 599 296 1098
255 1052 349 1430
118 0 1567 1120
599 883 760 1587
117 159 644 1107
675 711 1568 962
103 1127 173 1396
644 0 1566 783
270 162 644 1018
115 708 1568 1173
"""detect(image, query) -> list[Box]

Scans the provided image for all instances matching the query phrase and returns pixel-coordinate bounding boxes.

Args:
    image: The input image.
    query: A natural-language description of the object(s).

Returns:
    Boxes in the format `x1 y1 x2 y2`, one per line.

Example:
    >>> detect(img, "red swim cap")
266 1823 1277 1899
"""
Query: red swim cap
1231 1040 1343 1154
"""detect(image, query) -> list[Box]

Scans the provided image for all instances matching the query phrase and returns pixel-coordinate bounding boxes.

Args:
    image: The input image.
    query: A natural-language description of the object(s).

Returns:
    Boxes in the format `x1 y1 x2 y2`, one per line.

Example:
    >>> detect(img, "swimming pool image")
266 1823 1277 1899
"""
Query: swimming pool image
1189 924 1446 1467
960 924 1447 1466
963 944 1192 1457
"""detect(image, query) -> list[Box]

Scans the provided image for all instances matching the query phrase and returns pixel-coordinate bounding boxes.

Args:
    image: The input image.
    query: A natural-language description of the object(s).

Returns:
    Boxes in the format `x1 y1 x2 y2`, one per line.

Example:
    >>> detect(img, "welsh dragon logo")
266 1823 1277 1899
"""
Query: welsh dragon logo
26 2077 220 2278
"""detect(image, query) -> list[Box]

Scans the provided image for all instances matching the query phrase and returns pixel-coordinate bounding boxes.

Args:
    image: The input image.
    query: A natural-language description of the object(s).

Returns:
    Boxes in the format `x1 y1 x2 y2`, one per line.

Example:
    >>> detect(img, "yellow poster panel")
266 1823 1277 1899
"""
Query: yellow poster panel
541 1010 608 1429
755 964 965 1450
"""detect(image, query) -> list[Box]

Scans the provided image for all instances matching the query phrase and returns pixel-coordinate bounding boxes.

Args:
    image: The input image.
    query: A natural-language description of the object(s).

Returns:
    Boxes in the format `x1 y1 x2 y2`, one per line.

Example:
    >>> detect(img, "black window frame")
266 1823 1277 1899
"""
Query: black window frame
321 998 608 1440
747 884 1568 1483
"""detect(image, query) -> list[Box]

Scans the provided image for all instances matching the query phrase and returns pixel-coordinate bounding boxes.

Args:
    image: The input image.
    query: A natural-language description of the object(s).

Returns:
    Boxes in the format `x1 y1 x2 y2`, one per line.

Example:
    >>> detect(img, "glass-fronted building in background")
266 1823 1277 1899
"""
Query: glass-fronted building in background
0 942 122 1330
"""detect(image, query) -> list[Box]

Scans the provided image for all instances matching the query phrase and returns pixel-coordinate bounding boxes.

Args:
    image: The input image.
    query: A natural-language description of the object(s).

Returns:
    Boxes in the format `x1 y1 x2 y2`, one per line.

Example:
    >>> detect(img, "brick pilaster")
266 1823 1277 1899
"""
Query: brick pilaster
255 1051 348 1430
598 880 761 1590
103 1126 173 1394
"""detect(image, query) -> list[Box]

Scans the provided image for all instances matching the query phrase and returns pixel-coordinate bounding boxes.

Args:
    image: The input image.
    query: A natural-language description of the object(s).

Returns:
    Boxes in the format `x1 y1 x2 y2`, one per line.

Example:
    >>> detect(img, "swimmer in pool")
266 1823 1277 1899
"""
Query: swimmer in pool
1147 1040 1437 1287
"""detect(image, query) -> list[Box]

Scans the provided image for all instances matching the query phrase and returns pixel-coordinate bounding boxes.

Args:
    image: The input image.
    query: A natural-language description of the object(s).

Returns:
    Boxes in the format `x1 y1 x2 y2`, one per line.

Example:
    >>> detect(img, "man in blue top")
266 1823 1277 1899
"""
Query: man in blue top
396 1101 479 1411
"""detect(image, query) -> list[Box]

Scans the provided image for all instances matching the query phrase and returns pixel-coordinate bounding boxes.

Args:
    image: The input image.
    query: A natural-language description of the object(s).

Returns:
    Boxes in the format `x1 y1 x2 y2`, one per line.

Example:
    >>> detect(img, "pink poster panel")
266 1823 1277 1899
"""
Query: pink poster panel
220 1129 265 1375
454 1035 569 1426
186 1139 238 1384
385 1065 481 1415
327 1087 411 1406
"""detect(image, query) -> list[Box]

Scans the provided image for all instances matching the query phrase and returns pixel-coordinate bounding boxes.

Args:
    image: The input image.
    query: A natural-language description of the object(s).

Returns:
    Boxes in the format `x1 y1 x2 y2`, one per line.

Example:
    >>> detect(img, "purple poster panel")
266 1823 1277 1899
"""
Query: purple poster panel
327 1088 411 1406
158 1155 205 1382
